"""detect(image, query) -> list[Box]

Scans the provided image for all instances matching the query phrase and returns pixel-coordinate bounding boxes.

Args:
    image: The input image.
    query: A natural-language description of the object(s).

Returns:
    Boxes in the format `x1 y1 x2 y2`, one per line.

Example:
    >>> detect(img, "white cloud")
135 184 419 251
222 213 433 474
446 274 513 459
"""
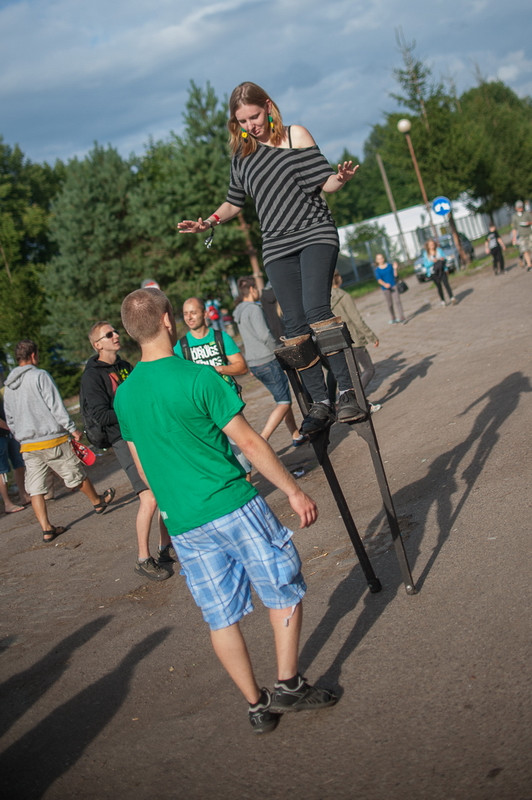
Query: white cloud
1 0 531 164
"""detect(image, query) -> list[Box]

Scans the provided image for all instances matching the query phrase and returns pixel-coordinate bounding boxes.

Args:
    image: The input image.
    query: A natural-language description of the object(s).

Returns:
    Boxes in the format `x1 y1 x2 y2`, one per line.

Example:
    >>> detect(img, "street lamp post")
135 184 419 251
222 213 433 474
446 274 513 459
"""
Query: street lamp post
397 118 437 238
376 151 410 263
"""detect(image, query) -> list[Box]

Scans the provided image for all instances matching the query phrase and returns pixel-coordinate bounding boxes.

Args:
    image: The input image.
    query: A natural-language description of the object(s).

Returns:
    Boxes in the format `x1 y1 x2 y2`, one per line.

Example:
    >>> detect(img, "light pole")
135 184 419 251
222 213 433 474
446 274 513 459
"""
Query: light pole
397 118 437 238
376 151 410 263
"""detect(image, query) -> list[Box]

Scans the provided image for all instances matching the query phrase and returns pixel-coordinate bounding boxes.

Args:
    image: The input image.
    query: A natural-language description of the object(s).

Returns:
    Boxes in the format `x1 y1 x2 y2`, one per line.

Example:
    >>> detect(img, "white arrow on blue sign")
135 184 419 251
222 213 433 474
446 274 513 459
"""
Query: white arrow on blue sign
432 196 451 216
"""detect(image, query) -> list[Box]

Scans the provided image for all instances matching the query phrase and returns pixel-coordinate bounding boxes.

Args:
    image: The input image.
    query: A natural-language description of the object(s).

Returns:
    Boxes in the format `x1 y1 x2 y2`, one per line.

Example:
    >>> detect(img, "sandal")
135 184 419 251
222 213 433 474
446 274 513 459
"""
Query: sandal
93 487 116 514
43 525 67 542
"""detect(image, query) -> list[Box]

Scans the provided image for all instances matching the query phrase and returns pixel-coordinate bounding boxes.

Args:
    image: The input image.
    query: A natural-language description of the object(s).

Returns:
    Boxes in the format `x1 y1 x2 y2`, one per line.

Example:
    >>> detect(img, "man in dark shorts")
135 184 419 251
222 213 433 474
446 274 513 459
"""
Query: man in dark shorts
115 288 338 735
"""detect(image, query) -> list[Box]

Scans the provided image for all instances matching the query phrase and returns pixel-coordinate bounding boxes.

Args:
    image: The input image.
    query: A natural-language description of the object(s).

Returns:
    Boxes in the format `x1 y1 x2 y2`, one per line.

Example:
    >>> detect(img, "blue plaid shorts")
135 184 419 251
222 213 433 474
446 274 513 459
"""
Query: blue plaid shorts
171 495 306 630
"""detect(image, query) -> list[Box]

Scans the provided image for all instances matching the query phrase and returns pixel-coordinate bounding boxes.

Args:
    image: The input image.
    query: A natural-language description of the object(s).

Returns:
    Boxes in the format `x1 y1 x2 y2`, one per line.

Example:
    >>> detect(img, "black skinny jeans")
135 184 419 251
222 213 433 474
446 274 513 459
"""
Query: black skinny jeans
266 244 352 401
432 269 454 302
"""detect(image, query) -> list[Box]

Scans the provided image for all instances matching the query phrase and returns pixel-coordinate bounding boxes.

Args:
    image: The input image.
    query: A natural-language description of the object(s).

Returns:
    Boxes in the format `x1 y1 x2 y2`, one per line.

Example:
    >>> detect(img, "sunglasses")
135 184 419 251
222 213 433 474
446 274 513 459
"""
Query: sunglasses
95 329 119 342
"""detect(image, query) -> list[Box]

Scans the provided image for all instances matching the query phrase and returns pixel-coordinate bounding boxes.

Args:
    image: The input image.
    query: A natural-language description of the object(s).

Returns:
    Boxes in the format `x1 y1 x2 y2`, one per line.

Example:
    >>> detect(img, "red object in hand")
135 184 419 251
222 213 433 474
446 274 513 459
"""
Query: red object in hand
71 440 96 466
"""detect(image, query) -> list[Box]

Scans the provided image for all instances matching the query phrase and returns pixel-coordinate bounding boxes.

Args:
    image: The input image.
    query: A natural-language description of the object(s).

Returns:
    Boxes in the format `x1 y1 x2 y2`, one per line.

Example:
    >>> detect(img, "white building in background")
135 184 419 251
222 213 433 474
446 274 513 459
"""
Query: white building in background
338 199 512 263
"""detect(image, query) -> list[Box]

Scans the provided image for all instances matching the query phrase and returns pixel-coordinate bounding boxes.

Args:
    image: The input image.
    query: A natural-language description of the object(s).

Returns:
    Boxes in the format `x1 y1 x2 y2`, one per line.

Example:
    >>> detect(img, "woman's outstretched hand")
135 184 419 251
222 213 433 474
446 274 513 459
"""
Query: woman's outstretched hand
337 161 360 183
177 218 210 233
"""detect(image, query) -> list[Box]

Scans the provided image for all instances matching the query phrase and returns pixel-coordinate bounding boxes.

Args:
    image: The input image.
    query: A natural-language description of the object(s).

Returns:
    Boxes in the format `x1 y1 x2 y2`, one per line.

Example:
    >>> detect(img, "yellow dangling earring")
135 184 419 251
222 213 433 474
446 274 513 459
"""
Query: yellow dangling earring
241 128 248 139
268 114 274 131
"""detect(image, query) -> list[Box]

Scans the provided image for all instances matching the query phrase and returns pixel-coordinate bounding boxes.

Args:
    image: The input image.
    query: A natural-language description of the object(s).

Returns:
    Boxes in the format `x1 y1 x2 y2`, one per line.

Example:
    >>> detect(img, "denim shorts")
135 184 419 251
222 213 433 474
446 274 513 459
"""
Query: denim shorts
0 435 25 473
170 495 306 630
250 358 291 404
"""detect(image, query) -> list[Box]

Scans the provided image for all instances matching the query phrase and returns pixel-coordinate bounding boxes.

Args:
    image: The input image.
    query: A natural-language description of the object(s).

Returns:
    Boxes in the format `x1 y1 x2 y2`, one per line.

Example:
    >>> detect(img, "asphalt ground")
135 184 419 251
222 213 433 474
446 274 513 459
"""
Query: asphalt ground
1 255 531 799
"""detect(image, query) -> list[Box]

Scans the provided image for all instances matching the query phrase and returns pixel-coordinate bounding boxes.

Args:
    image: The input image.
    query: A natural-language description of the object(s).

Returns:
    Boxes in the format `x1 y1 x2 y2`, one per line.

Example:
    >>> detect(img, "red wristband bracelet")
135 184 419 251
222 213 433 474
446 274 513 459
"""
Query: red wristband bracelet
211 213 221 224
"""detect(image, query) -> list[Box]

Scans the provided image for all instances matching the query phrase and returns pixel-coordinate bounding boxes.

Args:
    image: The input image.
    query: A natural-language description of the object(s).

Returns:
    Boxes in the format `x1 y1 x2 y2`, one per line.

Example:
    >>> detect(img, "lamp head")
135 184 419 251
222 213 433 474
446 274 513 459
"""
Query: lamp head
397 119 412 134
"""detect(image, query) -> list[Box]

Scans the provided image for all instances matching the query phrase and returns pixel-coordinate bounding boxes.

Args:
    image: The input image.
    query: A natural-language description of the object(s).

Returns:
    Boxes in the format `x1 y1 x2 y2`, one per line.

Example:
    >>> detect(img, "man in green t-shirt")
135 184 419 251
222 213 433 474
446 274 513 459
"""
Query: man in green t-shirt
115 288 338 735
175 296 251 476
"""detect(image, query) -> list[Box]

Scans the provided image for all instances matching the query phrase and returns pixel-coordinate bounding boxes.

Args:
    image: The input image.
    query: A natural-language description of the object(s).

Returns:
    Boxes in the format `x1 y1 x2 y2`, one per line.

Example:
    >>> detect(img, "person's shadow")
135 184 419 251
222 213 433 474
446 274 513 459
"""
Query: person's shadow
298 371 531 690
0 627 172 799
378 353 436 403
0 616 112 739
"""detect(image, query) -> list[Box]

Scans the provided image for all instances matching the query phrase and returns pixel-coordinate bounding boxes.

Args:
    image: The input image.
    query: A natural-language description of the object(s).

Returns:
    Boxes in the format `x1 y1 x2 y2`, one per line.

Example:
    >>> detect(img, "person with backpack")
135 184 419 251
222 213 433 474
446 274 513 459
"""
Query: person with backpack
174 297 252 478
80 321 174 581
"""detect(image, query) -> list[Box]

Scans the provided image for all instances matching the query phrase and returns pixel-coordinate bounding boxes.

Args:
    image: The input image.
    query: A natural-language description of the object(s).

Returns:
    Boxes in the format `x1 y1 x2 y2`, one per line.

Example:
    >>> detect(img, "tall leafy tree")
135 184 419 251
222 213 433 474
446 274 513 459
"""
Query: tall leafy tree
0 139 64 368
456 81 532 212
43 144 137 362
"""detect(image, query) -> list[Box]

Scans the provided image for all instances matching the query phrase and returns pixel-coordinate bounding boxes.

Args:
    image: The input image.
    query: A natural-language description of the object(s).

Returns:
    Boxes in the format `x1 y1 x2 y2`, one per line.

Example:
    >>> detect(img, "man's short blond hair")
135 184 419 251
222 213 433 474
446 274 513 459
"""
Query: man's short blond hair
88 321 112 350
121 289 173 344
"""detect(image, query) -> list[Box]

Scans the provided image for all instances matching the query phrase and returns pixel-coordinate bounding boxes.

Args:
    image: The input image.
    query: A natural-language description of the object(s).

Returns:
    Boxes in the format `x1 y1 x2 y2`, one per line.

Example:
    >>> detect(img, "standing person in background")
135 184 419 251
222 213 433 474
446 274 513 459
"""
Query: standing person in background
374 253 406 323
233 276 306 447
81 322 174 581
175 297 252 479
178 81 366 437
485 223 506 275
421 240 456 306
4 340 115 542
511 200 532 270
205 298 224 331
328 272 381 413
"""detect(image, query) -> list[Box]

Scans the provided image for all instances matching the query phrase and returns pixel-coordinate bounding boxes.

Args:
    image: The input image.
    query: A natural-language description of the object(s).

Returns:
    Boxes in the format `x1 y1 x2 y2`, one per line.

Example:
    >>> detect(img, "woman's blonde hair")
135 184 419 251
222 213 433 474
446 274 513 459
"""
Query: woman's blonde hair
228 82 285 158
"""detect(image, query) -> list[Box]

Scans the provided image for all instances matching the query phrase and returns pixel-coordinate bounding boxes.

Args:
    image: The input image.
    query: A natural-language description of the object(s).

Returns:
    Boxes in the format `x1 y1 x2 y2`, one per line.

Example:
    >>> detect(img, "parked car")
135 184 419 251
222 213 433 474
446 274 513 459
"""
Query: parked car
414 233 474 282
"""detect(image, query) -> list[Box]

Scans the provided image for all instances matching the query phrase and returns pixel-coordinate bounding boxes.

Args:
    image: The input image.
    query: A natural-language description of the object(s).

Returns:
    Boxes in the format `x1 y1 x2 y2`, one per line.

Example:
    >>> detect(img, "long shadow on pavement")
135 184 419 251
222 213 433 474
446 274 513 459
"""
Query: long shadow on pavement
0 627 172 800
298 371 530 688
0 616 113 740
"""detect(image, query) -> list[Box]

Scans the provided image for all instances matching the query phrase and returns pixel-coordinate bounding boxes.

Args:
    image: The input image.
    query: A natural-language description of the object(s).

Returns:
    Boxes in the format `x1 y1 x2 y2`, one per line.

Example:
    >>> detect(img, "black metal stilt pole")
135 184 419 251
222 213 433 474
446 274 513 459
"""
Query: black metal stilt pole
313 323 416 595
277 321 416 595
283 366 382 593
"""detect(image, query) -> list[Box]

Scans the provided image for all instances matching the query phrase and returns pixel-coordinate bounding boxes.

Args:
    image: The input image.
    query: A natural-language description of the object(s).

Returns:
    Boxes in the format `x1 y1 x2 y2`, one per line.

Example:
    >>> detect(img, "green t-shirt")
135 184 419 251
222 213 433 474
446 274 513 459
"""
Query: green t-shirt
114 356 257 536
174 330 240 392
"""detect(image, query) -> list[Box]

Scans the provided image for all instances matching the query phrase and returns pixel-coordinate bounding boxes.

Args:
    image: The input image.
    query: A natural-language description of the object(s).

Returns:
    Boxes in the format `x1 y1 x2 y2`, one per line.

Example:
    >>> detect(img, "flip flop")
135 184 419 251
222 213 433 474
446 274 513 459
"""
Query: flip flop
42 525 67 542
5 505 25 514
93 487 116 514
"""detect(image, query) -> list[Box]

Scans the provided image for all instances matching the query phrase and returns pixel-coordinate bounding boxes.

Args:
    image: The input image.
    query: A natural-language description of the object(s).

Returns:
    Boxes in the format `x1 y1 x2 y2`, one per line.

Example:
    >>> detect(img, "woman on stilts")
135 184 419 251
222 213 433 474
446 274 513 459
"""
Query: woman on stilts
178 81 366 436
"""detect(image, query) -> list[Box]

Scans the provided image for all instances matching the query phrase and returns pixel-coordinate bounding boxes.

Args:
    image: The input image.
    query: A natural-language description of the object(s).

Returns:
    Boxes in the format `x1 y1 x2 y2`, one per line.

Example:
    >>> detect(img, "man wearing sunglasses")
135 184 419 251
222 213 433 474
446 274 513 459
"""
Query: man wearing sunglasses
80 321 174 581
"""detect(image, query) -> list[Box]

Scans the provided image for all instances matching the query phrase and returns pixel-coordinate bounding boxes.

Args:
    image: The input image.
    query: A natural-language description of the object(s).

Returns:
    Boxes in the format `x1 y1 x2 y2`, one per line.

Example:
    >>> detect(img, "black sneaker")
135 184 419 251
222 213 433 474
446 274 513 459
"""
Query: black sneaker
336 390 366 423
248 688 281 734
135 556 171 581
157 544 177 564
269 675 338 713
300 402 336 435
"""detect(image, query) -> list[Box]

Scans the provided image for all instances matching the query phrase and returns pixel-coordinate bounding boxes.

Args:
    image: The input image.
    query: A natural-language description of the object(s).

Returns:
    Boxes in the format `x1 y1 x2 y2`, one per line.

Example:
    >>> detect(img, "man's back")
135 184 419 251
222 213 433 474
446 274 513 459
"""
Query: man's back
233 301 276 367
4 365 73 447
114 355 255 536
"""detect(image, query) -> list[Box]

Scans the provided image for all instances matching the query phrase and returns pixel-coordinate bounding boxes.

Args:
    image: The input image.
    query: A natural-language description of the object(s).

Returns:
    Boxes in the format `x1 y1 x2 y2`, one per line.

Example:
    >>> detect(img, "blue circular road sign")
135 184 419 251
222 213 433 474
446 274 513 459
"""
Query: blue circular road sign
432 196 451 216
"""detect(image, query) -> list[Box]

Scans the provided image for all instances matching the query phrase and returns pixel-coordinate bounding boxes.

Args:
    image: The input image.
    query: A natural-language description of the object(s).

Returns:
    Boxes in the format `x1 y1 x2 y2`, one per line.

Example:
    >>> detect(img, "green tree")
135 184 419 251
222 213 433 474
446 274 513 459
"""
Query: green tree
0 139 64 371
43 144 137 362
457 82 532 212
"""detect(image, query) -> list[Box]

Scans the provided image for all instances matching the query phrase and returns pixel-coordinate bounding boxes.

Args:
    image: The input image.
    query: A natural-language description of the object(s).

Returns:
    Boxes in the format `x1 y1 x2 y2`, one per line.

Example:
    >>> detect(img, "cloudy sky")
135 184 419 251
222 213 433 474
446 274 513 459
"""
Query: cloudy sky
1 0 531 166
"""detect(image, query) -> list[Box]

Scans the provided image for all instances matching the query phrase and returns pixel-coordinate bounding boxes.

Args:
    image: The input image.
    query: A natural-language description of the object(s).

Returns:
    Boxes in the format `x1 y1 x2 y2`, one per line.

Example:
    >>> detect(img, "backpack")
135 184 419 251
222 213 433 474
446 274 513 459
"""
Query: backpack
179 330 243 398
206 303 220 321
79 383 111 449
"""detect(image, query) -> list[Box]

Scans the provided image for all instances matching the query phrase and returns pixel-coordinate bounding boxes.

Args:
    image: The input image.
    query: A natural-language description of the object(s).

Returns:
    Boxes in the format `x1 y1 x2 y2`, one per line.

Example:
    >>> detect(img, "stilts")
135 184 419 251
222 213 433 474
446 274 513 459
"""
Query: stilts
275 319 416 595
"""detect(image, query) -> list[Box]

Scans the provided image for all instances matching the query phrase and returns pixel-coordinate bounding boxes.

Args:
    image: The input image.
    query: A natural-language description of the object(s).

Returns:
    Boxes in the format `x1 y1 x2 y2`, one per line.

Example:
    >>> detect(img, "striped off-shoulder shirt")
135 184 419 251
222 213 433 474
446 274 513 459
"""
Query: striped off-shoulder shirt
226 138 339 266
